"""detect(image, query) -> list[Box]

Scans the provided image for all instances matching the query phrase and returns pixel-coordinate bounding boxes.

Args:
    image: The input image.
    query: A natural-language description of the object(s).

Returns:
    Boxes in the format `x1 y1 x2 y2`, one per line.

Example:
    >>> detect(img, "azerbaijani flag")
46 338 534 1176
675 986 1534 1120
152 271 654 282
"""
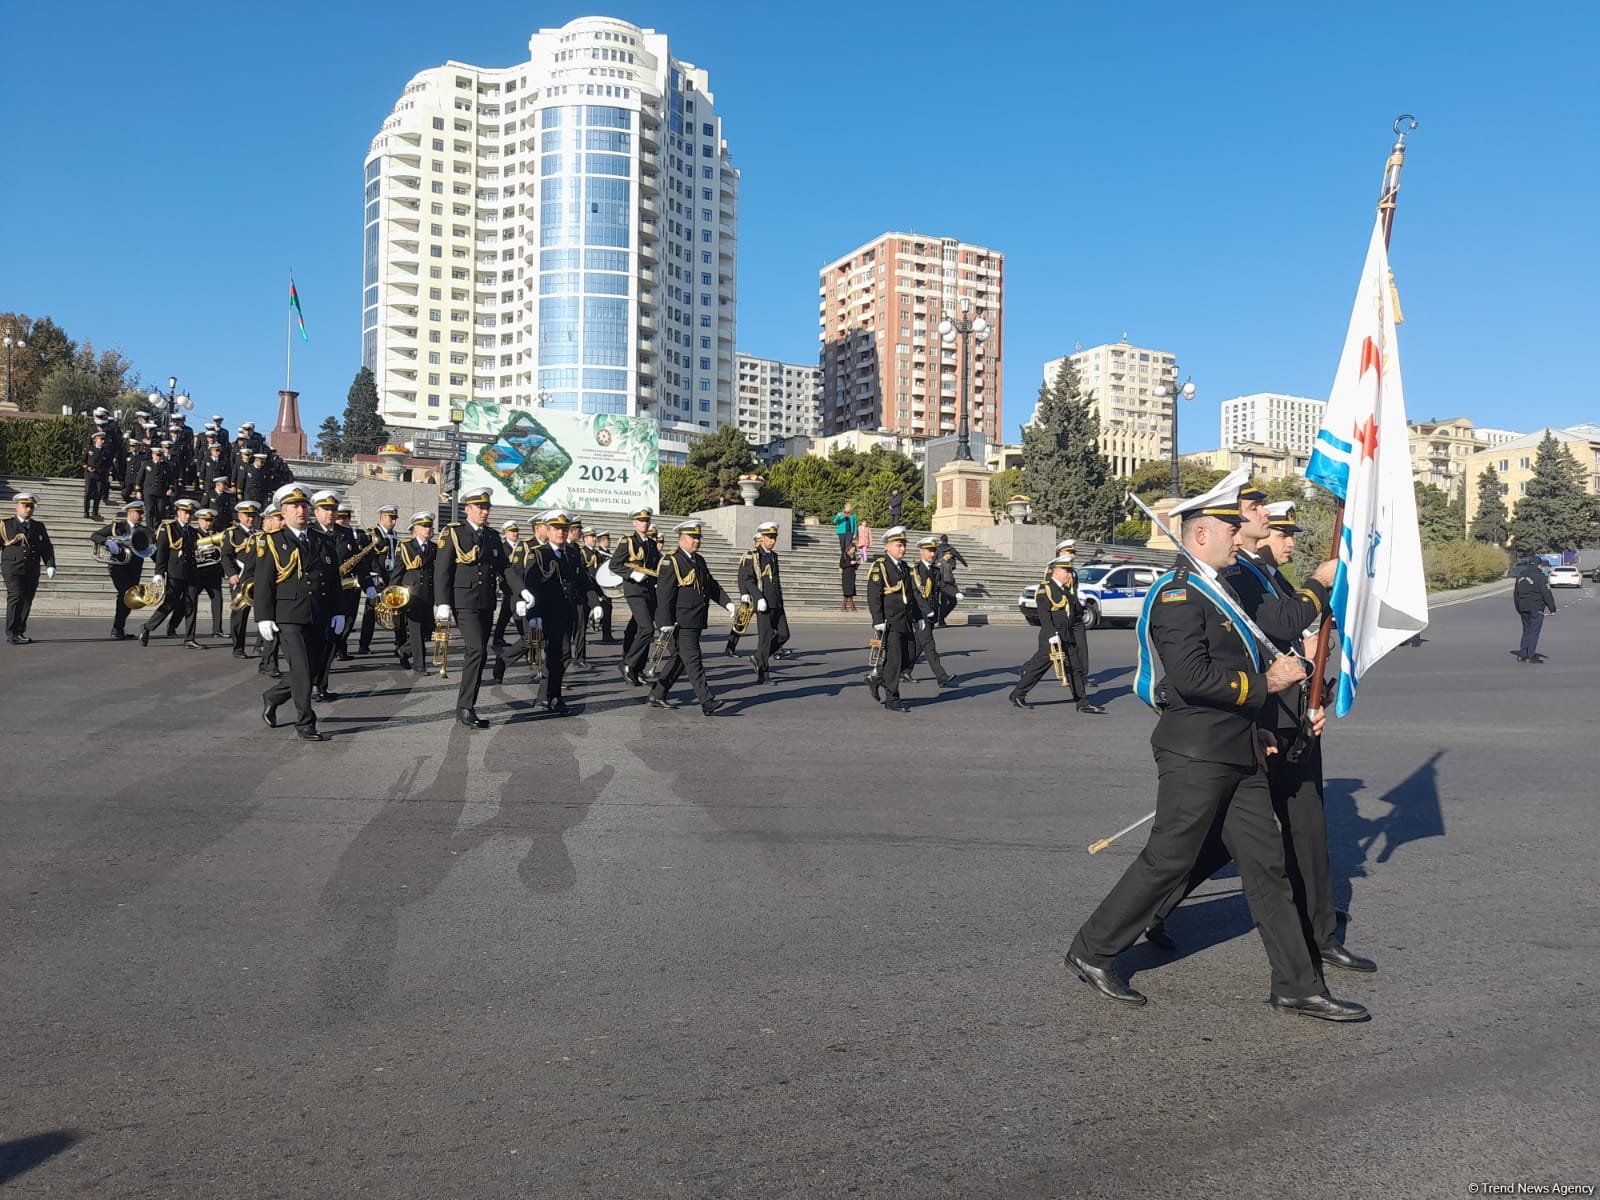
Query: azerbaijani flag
289 276 309 342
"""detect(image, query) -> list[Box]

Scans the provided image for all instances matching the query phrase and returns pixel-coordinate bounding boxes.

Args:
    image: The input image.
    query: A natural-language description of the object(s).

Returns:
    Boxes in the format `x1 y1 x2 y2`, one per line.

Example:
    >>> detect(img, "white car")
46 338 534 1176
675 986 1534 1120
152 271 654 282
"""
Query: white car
1018 562 1165 628
1548 565 1582 588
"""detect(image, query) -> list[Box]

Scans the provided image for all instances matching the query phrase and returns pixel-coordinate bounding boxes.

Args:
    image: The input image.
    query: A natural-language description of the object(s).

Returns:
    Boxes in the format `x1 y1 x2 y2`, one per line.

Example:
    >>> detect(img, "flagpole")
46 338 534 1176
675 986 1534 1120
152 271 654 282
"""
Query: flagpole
286 269 294 392
1308 116 1417 713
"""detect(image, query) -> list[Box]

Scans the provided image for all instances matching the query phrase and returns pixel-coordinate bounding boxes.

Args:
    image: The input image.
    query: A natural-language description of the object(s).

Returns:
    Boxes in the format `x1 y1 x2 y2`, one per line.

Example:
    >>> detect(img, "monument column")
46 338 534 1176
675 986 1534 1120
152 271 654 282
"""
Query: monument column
270 389 306 459
931 460 992 533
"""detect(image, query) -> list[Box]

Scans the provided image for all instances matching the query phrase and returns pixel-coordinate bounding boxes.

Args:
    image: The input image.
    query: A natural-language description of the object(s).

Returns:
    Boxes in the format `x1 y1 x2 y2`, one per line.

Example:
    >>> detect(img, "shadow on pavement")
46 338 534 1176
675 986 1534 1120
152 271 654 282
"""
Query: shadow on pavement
0 1129 81 1187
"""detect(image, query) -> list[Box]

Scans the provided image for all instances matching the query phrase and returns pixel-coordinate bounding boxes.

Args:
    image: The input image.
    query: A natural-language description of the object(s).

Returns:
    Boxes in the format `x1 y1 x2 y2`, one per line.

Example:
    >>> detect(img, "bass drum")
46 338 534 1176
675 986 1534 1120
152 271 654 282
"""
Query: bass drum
593 562 625 599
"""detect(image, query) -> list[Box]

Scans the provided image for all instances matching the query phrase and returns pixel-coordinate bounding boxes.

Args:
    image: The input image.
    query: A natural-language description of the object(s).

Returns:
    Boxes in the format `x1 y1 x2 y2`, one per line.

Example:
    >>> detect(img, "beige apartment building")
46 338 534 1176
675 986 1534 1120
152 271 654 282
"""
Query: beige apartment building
1184 442 1309 483
1408 417 1494 499
818 233 1004 443
1040 337 1178 478
1464 423 1600 526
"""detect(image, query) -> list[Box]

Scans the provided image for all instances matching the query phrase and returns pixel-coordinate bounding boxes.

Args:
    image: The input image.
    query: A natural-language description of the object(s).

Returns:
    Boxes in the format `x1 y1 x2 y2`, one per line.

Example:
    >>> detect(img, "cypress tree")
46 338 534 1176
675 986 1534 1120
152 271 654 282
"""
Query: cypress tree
1020 359 1120 538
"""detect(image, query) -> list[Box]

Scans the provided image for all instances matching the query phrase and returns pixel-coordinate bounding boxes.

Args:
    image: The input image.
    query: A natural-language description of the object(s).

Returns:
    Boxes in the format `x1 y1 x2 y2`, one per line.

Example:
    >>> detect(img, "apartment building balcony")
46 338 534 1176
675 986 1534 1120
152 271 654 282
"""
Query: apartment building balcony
639 314 655 333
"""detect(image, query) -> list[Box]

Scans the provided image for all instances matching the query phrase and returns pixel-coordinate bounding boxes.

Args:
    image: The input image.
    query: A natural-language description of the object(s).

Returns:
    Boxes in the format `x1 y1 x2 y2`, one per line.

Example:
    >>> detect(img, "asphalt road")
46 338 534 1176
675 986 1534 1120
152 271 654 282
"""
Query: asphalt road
2 581 1596 1198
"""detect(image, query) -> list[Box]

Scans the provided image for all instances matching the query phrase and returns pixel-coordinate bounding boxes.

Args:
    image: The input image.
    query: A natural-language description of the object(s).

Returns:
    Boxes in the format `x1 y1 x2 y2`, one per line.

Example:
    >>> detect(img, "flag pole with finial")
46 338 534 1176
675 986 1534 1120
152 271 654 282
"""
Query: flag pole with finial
1307 115 1418 715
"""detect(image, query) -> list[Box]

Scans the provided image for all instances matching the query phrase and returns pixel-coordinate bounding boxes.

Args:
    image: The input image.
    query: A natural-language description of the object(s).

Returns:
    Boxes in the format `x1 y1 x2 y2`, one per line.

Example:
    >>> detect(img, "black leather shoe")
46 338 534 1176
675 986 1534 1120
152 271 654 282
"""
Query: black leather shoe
702 697 725 716
112 630 129 641
1008 692 1030 709
183 639 206 650
399 653 413 671
263 669 284 679
337 652 354 662
457 708 488 729
647 696 678 709
139 628 150 647
755 668 769 685
1319 943 1378 973
867 676 882 703
624 668 644 687
883 699 910 713
491 656 506 684
262 701 280 729
1143 924 1177 952
541 698 570 715
1076 702 1107 715
1064 951 1147 1006
1267 992 1369 1022
312 690 339 703
233 649 248 659
296 728 327 742
723 648 739 659
936 676 958 689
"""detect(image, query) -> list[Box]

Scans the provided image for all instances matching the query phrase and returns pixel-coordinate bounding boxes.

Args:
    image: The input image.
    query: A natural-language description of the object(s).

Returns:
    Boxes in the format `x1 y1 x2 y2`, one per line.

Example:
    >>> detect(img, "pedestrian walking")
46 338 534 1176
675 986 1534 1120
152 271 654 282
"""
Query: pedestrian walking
833 502 858 560
1513 557 1557 663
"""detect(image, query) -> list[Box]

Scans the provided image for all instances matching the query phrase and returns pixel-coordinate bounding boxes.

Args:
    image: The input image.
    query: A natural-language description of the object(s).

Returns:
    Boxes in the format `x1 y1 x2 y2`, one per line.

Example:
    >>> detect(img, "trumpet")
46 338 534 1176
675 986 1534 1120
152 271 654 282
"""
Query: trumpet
643 626 675 680
231 579 255 612
433 610 451 678
124 577 166 610
867 635 885 670
730 598 755 635
374 585 411 631
1049 639 1069 687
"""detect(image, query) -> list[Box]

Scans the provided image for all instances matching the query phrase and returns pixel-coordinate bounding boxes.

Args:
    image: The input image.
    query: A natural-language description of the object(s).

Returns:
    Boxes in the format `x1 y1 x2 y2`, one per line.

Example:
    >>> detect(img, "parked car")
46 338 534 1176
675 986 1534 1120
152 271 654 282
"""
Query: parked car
1548 565 1583 588
1017 563 1165 628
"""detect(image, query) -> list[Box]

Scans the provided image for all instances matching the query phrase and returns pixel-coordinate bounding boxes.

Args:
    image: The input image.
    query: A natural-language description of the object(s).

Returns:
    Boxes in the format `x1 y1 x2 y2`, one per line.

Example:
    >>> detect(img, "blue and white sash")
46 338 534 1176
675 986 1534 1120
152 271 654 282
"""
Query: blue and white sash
1134 569 1263 711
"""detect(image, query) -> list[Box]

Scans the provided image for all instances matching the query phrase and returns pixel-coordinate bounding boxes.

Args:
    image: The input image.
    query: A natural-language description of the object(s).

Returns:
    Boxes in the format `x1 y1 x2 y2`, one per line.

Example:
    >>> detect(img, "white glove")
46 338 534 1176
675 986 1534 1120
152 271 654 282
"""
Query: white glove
1049 634 1061 647
659 624 676 634
756 598 768 613
364 586 378 600
874 622 886 633
331 615 347 635
515 600 528 618
434 604 451 622
740 593 751 604
629 571 645 582
527 617 542 631
590 605 603 622
46 566 56 580
955 591 965 601
105 538 122 554
520 589 533 606
917 619 926 631
725 602 738 617
153 573 165 585
257 620 278 641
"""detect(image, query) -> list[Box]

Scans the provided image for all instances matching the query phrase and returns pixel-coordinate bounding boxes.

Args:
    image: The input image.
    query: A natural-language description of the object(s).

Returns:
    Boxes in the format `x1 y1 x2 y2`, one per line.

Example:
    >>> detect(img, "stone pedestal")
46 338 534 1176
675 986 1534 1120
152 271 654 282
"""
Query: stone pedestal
691 503 792 553
271 389 306 459
964 521 1060 565
931 459 992 533
1145 496 1181 552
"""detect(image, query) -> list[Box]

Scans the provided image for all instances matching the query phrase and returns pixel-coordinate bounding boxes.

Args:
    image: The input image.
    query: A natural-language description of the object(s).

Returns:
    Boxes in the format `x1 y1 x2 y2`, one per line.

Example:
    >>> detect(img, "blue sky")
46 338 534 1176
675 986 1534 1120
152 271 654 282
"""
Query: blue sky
2 1 1596 451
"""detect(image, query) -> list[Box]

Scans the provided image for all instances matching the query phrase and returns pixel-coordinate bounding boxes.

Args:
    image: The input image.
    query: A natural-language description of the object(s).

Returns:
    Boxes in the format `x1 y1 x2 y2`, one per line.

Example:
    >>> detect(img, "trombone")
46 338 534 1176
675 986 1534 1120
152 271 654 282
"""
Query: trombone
643 626 675 680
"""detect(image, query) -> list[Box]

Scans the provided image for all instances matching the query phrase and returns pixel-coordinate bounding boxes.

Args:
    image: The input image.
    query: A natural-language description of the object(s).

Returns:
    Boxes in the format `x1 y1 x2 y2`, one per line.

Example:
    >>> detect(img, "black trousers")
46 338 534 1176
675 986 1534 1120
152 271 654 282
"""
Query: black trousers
754 606 790 673
230 597 253 652
84 474 108 515
1151 737 1337 954
620 589 656 675
312 614 339 690
263 621 325 731
257 631 281 675
1016 625 1085 700
569 605 589 665
1518 609 1545 658
937 593 958 626
109 566 142 633
597 594 614 640
1071 748 1321 997
537 616 573 701
195 574 224 635
911 617 952 685
3 569 39 637
453 606 494 711
358 592 395 653
650 626 712 703
1073 623 1090 679
404 609 432 671
143 582 199 640
492 586 516 643
872 621 913 701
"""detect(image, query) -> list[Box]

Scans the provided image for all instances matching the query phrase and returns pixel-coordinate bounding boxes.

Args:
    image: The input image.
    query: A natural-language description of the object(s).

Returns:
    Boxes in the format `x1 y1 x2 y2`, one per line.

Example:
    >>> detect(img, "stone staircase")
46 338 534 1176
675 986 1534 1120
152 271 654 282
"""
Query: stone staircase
2 473 1167 624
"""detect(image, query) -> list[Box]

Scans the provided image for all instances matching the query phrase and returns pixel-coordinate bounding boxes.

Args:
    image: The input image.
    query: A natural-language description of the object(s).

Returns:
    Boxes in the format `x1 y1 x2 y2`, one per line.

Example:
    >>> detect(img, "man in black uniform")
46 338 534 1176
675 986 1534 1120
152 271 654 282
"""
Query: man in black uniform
1065 488 1367 1022
518 511 602 713
123 438 151 507
254 506 285 679
358 505 403 656
608 507 660 686
2 493 57 644
738 521 790 685
647 520 737 715
582 527 615 643
192 508 227 639
83 431 115 519
434 486 508 729
330 502 374 664
256 483 340 741
1009 554 1103 713
723 532 762 660
394 512 436 674
306 491 355 698
1513 556 1558 663
138 446 175 527
865 526 916 712
92 499 151 640
909 535 959 691
491 519 525 648
223 501 262 658
138 498 207 649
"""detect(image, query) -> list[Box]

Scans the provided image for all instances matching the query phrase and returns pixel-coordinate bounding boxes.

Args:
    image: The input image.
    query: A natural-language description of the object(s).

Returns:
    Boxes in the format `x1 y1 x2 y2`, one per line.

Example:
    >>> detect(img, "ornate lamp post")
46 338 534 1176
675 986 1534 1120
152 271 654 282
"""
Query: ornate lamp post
2 330 25 407
1154 373 1196 496
146 375 194 425
938 297 991 462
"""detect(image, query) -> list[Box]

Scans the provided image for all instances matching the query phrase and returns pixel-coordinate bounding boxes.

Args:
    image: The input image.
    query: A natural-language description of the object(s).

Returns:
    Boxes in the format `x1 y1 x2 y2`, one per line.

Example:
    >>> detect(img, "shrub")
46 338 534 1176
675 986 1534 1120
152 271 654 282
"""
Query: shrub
0 415 91 477
659 464 711 515
1423 541 1508 591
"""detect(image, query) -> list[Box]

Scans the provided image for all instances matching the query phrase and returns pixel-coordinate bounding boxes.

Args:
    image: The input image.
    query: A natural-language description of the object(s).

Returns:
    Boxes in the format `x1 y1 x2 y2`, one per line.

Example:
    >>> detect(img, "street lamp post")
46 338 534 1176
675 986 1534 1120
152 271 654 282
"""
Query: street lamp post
1155 373 1197 496
449 405 466 524
2 330 25 407
938 297 991 462
146 375 194 426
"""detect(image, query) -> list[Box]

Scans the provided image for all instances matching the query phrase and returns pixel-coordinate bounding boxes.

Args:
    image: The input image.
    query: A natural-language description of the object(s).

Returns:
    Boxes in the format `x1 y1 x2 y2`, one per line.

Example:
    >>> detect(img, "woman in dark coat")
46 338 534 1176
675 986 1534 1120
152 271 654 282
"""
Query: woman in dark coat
838 545 858 612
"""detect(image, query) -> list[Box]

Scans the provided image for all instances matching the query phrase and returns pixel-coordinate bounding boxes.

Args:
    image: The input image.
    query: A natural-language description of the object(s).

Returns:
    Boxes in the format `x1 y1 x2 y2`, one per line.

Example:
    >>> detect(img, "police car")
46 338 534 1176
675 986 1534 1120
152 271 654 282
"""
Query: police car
1018 562 1165 629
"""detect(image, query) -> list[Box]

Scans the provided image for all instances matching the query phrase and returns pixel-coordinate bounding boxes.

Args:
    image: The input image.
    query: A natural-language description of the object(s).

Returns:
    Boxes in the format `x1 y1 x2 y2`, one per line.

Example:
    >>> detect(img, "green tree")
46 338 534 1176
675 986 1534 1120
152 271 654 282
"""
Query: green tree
1508 432 1596 553
1021 360 1120 537
989 466 1030 518
686 424 756 503
315 415 344 458
762 454 852 518
660 463 712 514
1124 458 1227 504
1414 481 1462 546
1469 464 1509 545
0 314 77 411
340 367 387 457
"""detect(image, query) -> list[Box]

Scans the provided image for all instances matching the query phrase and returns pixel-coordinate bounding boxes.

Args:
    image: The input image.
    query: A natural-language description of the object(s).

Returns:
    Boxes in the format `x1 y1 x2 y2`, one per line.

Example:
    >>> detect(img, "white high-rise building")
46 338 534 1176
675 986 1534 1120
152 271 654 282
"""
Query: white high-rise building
1219 392 1326 458
363 16 739 460
735 353 820 447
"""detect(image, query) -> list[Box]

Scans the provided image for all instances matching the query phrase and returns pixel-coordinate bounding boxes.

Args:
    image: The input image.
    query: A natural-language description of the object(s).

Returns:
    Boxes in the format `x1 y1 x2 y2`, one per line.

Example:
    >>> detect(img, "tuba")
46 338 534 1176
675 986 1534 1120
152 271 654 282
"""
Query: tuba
374 584 411 630
95 525 155 564
124 577 166 610
195 530 226 569
643 626 675 680
730 598 755 635
231 579 255 612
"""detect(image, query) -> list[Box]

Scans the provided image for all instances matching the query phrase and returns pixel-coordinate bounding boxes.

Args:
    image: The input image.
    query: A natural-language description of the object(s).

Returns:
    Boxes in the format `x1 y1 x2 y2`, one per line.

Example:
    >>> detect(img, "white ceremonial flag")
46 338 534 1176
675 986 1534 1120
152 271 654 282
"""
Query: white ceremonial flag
1304 215 1428 716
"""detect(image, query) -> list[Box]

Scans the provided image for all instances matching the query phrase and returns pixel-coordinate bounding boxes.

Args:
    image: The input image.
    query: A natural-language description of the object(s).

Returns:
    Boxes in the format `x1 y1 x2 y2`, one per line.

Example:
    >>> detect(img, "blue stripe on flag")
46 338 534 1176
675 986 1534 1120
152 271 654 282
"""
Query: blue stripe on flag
1306 449 1351 500
1316 429 1354 454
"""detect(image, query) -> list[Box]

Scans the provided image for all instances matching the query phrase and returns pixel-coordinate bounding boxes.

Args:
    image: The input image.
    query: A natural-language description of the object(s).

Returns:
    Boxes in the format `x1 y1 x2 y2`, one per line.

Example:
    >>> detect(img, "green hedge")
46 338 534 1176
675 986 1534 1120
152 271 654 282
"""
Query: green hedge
0 415 91 477
1423 541 1508 591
